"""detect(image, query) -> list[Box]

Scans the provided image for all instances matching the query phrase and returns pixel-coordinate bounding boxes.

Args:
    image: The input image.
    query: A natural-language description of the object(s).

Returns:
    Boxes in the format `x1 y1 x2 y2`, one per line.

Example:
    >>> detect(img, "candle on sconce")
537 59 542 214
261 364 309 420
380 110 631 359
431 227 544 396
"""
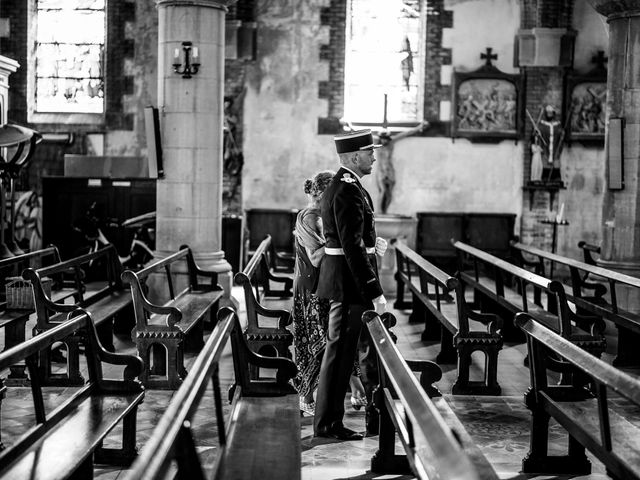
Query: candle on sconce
192 47 199 60
173 48 180 61
556 202 565 223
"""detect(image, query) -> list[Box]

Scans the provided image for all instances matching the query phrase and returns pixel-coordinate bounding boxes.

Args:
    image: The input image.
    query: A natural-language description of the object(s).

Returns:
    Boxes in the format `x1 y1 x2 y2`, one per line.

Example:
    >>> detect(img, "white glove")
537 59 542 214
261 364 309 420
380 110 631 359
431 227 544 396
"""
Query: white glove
373 294 387 314
375 237 388 257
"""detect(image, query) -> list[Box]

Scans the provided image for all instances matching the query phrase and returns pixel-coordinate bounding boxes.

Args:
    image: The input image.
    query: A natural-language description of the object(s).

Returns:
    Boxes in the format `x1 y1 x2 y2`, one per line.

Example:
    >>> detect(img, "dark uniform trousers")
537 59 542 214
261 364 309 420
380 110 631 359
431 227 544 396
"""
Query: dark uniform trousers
314 300 377 434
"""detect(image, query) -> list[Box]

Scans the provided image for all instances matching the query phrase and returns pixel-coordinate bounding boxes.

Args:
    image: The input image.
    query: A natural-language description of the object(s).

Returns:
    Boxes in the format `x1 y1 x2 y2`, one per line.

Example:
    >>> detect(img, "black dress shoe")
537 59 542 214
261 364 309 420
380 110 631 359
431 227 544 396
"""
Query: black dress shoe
316 425 363 441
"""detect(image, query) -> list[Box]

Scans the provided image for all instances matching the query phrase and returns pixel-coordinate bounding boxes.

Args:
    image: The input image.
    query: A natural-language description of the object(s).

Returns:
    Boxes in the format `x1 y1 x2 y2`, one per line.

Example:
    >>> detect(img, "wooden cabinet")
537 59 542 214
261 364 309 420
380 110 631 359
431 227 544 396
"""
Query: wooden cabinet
244 207 298 253
416 212 516 273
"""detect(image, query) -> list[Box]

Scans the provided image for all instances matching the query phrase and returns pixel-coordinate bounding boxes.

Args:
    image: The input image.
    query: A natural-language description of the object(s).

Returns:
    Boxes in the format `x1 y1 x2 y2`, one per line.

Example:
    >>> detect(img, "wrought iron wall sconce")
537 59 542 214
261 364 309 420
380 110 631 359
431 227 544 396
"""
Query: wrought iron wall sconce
173 41 200 79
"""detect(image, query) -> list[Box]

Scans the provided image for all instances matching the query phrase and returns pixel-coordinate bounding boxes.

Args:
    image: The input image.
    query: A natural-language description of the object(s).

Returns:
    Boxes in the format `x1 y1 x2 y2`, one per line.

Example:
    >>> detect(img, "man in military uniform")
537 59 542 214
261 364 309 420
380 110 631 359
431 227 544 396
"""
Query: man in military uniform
314 129 388 441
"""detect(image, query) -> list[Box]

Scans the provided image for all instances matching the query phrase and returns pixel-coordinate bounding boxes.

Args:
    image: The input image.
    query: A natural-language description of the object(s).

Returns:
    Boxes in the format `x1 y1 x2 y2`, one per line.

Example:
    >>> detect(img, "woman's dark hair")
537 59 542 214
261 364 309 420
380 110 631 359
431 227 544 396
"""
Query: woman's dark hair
303 179 314 194
304 170 335 197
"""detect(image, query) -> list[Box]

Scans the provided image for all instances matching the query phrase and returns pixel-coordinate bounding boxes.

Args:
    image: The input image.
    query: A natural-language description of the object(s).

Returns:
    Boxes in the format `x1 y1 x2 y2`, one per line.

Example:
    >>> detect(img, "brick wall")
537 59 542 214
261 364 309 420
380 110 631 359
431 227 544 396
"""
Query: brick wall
521 0 573 29
424 0 452 135
106 0 135 130
317 0 346 135
519 0 574 250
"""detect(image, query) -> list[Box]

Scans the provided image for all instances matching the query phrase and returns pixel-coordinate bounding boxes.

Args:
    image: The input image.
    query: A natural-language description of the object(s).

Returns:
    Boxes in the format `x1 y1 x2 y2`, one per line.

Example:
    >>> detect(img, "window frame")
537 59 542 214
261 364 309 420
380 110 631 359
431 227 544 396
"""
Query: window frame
27 0 106 125
342 0 427 131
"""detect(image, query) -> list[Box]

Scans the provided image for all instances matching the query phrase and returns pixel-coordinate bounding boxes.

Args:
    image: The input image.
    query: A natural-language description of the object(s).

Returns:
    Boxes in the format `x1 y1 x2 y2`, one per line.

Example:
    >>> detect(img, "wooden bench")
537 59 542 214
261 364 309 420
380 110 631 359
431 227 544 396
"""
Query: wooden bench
578 240 601 266
121 245 224 389
0 310 145 479
0 246 78 382
234 235 293 379
23 244 132 386
363 311 499 480
516 311 640 478
122 306 300 480
454 241 605 359
511 240 640 366
393 239 503 395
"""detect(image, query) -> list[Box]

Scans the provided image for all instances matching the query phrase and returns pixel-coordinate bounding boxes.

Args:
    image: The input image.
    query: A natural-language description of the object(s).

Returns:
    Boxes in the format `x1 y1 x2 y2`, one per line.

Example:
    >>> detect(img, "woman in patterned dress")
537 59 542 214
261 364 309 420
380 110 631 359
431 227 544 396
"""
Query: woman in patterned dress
292 171 366 415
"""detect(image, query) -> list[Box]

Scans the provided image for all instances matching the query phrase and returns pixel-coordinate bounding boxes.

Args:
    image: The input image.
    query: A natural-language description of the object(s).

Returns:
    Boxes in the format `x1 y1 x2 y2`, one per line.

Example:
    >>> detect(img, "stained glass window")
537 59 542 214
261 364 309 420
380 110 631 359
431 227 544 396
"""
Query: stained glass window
344 0 425 125
35 0 105 114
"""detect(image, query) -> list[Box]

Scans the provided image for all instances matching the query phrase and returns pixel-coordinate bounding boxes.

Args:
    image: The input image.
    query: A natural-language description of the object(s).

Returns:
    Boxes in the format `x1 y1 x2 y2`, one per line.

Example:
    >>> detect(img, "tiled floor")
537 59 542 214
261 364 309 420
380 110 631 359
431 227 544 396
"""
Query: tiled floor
0 287 637 480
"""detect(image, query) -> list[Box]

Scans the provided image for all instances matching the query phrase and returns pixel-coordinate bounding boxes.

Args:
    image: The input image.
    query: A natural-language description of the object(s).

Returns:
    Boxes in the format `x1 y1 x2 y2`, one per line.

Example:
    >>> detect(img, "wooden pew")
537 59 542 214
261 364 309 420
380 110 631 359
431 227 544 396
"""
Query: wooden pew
392 239 503 395
0 310 145 478
234 235 293 379
121 245 224 389
0 246 76 382
23 244 132 386
122 306 300 480
516 312 640 478
454 241 605 357
363 311 499 480
265 234 295 273
577 240 601 266
511 240 640 366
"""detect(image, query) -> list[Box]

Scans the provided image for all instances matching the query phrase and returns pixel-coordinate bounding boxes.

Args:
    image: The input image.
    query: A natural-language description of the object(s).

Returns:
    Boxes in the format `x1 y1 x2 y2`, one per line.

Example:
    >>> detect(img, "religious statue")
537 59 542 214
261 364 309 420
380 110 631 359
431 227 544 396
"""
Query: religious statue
527 105 565 183
530 136 544 183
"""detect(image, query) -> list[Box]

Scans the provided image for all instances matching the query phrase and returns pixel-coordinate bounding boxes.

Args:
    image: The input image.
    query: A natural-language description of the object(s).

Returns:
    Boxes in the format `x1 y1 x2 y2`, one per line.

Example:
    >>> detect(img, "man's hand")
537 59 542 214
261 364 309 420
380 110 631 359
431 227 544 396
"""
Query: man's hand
375 237 388 257
373 294 387 314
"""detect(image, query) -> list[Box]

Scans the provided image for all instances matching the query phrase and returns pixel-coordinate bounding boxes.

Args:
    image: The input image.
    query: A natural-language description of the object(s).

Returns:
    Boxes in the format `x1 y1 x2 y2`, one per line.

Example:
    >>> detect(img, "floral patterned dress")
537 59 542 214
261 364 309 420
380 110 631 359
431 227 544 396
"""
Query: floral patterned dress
292 208 329 399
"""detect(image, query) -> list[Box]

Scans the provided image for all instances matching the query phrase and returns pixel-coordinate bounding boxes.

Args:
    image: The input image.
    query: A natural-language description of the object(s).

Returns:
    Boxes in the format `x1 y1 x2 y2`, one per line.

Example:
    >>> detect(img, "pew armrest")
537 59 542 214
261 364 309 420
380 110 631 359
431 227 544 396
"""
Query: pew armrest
122 270 183 328
466 308 503 334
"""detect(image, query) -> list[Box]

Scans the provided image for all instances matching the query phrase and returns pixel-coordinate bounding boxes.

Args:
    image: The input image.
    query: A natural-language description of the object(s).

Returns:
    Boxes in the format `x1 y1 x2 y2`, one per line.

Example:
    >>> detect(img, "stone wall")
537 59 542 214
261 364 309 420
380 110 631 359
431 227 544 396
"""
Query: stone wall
0 0 610 251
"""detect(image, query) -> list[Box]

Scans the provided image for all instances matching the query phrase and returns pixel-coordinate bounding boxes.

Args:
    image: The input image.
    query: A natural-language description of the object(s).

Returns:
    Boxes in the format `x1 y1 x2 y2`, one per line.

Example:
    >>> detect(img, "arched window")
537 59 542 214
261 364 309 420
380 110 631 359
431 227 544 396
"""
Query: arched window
343 0 425 127
34 0 105 114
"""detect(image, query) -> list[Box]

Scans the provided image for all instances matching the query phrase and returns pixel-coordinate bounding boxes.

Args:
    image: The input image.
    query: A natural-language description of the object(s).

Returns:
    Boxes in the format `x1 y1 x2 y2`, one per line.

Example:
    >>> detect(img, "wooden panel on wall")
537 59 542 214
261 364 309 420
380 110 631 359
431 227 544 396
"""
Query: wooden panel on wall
608 117 624 190
42 177 156 259
416 212 516 274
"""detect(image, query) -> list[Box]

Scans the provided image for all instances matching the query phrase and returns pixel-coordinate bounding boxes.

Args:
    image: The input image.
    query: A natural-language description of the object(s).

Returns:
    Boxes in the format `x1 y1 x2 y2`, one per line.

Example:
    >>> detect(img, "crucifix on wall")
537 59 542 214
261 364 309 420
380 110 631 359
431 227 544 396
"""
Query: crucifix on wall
375 94 428 213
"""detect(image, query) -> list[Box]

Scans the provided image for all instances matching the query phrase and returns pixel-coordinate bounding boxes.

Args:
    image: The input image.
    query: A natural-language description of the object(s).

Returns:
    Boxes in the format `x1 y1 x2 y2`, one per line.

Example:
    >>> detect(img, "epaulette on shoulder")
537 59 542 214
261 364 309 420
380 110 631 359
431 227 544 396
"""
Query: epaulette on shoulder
339 172 357 185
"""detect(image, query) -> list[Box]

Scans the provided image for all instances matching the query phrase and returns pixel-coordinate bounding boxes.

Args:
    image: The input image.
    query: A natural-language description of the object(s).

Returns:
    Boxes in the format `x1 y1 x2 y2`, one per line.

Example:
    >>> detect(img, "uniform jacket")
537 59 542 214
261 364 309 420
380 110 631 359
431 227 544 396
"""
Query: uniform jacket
316 167 383 304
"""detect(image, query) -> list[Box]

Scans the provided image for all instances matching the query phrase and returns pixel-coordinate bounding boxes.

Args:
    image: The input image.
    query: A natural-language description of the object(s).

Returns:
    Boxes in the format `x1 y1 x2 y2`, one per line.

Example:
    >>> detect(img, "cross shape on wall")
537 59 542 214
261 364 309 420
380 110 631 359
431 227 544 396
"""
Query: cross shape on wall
481 47 498 67
591 50 608 70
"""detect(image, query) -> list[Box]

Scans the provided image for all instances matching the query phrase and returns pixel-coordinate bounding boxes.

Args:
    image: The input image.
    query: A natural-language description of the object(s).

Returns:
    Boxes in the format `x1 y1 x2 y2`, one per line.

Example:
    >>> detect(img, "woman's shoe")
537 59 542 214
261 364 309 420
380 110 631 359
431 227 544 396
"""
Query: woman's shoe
300 399 315 417
350 395 367 411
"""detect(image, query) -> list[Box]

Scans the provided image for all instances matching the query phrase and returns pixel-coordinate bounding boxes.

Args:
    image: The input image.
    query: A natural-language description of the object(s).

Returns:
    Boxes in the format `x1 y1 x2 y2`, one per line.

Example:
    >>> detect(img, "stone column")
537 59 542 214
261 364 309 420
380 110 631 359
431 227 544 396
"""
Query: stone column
593 1 640 271
156 0 236 304
593 0 640 364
